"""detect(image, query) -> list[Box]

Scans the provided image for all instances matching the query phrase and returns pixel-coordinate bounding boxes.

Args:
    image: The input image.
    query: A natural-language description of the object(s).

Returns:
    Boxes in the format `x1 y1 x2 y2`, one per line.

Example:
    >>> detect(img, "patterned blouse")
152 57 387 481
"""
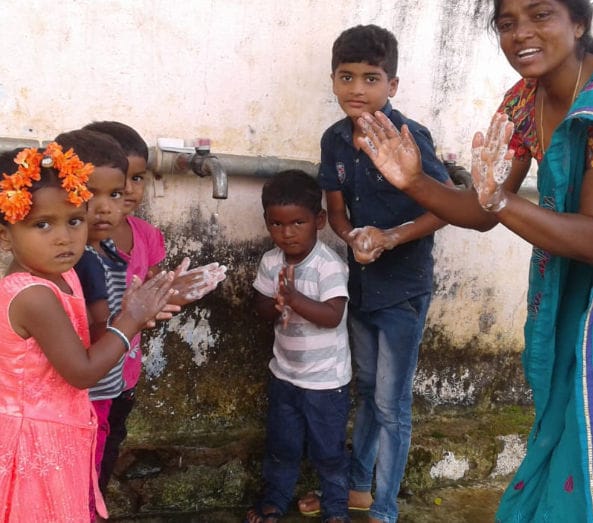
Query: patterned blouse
497 77 593 168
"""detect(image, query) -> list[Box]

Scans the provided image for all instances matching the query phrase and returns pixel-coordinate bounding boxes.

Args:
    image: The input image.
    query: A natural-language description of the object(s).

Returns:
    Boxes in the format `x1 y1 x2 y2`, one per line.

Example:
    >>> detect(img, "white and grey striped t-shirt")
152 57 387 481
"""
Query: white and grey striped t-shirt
253 240 351 390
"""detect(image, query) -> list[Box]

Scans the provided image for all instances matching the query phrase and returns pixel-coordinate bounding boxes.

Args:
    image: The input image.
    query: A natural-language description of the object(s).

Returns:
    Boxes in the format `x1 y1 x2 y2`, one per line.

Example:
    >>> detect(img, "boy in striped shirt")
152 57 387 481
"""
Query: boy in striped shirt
246 170 351 523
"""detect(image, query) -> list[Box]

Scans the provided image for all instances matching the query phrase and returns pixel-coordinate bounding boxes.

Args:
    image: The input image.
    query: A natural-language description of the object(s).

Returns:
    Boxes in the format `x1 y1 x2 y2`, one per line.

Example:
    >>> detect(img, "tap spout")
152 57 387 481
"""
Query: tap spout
190 155 228 199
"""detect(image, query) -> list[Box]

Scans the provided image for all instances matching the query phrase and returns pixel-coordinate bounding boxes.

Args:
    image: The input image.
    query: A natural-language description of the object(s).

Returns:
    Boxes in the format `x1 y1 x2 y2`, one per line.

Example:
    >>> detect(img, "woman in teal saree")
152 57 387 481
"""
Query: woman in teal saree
351 0 593 521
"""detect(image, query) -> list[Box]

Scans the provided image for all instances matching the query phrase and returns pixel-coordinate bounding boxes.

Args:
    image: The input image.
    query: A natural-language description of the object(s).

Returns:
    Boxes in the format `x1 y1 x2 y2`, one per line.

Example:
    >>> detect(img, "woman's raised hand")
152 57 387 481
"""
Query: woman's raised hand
471 112 515 212
357 111 423 190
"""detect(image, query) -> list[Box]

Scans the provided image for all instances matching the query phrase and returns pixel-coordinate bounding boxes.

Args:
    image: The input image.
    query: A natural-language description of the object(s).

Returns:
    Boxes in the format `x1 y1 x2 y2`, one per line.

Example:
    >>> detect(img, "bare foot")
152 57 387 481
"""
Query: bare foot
349 489 373 510
298 489 373 515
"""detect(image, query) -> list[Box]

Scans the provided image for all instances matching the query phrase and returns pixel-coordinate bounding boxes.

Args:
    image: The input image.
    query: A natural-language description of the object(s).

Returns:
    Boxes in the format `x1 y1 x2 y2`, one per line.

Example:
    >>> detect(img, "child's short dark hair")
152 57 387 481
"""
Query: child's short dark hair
261 170 322 215
55 129 129 174
332 24 398 78
0 148 24 176
82 121 149 161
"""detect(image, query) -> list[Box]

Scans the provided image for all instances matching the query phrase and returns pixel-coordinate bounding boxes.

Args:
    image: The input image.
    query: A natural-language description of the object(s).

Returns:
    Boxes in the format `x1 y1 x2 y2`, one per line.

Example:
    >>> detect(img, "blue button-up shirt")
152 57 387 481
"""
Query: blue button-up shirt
318 101 449 312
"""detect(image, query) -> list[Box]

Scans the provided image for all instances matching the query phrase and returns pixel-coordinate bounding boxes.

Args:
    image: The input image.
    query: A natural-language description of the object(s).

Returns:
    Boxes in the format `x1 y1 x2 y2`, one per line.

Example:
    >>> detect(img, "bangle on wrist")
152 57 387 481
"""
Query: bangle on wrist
106 325 131 352
106 310 130 352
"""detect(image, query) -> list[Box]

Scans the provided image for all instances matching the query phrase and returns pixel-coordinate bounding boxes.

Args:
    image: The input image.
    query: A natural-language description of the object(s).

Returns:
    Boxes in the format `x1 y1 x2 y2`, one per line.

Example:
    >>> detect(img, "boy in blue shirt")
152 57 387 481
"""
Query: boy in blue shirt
299 25 452 523
246 170 351 523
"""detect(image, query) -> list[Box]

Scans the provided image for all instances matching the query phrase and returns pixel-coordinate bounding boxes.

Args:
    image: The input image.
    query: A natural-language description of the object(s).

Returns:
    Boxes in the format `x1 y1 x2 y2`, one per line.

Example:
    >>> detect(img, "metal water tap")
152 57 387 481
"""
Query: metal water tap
443 152 472 189
190 138 228 199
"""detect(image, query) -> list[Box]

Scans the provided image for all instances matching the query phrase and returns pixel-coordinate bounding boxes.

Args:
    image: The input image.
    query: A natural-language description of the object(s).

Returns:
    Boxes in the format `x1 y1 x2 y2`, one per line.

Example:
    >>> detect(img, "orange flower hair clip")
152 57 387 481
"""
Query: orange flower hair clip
0 142 94 224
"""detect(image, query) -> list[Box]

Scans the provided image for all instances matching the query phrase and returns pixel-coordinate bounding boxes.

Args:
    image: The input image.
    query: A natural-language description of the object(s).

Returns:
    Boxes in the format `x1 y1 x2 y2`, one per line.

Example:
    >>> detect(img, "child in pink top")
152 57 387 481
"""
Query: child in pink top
118 214 167 386
83 121 227 495
0 145 176 522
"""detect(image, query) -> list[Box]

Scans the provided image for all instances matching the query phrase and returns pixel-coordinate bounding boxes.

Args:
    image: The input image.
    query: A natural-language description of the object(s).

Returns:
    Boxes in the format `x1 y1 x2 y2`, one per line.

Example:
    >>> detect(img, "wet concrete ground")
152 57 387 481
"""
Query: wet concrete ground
113 478 505 522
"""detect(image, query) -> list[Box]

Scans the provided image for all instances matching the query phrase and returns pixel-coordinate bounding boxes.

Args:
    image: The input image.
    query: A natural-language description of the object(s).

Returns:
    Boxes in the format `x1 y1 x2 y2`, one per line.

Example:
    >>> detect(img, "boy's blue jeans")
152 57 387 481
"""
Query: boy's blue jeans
262 375 350 520
349 294 431 523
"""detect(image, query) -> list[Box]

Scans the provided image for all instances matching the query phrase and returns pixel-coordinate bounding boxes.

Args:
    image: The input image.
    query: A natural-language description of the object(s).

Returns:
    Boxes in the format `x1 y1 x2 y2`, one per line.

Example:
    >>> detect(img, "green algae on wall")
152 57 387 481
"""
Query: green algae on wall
131 236 275 437
415 325 531 408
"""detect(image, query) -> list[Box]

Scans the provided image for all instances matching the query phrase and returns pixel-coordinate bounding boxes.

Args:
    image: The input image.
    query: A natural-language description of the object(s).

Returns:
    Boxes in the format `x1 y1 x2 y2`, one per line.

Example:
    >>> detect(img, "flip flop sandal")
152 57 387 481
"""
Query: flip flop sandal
298 490 322 517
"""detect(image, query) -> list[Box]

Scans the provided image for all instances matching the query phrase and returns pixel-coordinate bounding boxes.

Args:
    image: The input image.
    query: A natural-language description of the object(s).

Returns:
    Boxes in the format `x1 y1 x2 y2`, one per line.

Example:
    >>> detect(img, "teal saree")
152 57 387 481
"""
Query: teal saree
497 80 593 522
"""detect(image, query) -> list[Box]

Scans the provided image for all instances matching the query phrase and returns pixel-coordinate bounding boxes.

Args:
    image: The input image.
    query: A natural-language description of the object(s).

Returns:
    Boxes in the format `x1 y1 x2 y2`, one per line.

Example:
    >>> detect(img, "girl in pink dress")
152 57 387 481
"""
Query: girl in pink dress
0 144 176 523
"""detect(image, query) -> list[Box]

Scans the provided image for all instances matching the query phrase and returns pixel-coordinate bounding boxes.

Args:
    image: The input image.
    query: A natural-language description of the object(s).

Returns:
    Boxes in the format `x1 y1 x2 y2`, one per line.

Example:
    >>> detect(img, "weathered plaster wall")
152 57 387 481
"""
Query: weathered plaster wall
1 1 518 160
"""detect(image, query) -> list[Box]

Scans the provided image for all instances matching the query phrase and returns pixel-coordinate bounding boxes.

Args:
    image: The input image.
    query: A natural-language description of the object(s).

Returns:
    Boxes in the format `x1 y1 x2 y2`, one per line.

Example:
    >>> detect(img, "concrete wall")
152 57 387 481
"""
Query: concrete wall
1 1 519 161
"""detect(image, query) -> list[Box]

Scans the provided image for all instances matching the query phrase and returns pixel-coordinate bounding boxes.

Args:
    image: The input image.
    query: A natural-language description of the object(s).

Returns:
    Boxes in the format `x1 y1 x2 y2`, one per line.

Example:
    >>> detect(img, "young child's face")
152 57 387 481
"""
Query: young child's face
86 166 126 242
0 187 87 281
264 204 326 264
122 155 147 215
332 61 398 122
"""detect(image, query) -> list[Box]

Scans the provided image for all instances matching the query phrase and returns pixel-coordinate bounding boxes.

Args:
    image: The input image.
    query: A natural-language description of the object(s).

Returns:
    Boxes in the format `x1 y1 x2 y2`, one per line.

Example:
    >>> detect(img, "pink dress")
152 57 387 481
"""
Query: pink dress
0 269 106 522
118 215 165 389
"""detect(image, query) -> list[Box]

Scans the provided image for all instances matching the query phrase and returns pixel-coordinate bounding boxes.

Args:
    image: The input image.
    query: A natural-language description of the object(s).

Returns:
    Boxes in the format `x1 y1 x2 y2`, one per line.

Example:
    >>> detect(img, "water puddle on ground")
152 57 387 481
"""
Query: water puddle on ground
113 479 505 522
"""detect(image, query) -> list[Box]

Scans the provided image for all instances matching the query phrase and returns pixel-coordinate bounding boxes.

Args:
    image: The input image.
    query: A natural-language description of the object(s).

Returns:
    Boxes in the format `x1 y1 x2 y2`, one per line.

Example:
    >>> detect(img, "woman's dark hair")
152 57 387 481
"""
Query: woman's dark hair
489 0 593 54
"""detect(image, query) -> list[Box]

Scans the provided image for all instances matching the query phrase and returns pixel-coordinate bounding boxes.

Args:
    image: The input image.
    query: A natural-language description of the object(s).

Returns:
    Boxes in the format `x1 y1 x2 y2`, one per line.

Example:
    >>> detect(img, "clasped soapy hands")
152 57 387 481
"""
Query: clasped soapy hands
276 265 295 329
470 112 515 212
348 226 386 264
120 271 178 329
136 257 227 327
171 257 227 304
